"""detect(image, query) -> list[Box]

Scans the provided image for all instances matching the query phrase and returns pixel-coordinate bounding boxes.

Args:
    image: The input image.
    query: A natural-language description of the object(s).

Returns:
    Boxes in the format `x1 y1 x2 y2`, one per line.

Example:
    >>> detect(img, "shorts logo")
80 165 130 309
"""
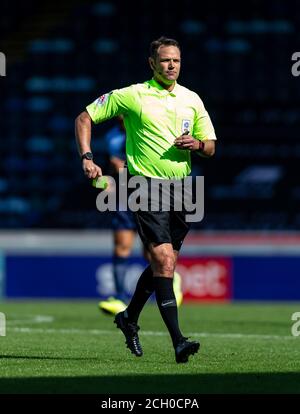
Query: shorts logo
95 94 109 106
181 119 191 134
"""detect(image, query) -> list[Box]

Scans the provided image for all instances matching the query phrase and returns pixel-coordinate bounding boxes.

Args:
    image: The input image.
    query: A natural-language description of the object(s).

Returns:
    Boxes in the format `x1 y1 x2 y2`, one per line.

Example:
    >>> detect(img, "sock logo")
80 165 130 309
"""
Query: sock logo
161 299 176 307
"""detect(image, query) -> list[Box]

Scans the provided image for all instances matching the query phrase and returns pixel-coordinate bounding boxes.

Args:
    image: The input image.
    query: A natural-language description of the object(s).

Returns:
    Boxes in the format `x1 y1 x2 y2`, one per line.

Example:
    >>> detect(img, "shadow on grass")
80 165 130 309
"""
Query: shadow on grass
0 373 300 394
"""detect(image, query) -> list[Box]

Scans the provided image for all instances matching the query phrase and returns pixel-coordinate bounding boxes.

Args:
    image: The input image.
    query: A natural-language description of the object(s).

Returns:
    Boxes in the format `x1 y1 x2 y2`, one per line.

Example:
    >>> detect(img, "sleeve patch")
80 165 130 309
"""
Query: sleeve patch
95 93 109 106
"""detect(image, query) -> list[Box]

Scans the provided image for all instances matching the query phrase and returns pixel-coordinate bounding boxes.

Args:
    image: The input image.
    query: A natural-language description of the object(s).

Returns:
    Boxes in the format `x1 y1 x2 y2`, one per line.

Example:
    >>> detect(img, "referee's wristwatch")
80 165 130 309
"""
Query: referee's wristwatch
81 152 93 161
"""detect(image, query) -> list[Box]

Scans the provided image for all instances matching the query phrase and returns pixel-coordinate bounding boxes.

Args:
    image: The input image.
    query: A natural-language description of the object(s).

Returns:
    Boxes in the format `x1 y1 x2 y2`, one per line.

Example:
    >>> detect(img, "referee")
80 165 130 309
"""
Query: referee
75 36 217 363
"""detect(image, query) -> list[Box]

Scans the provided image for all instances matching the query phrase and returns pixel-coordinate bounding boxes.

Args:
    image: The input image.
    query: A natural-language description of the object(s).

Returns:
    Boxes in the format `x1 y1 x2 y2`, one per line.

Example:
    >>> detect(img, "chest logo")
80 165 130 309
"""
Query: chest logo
181 119 191 134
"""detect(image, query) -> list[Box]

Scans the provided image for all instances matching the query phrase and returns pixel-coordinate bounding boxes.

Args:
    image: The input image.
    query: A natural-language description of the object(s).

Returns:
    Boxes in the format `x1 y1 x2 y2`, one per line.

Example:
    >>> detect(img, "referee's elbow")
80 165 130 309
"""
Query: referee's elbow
203 140 216 157
75 110 91 126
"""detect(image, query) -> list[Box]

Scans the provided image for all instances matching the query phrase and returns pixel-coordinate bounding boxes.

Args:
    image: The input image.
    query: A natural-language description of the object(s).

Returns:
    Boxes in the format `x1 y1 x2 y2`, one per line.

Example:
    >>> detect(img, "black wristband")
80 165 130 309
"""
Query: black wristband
197 141 205 152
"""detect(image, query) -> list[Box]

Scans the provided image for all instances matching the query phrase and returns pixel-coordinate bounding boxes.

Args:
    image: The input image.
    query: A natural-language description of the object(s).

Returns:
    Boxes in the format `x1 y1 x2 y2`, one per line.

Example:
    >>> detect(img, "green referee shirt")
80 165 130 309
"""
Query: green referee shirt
86 79 216 179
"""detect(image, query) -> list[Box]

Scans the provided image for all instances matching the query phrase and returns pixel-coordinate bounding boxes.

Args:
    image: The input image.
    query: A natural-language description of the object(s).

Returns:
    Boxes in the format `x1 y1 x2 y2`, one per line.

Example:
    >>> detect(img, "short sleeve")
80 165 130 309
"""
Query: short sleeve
193 95 217 141
86 86 136 124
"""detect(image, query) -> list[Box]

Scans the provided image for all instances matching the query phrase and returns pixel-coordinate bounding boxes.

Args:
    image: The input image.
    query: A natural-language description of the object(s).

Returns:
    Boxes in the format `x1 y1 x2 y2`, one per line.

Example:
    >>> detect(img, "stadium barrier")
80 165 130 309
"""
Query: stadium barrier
1 231 300 301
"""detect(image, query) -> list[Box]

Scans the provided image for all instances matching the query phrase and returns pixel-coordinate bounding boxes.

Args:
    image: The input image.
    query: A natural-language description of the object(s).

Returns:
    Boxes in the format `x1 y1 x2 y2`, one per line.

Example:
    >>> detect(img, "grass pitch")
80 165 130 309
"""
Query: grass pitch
0 301 300 394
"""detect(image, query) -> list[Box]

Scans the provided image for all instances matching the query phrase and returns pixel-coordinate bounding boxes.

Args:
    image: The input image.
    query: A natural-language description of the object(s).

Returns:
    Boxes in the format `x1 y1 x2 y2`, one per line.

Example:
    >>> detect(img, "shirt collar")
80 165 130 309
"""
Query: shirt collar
147 78 178 97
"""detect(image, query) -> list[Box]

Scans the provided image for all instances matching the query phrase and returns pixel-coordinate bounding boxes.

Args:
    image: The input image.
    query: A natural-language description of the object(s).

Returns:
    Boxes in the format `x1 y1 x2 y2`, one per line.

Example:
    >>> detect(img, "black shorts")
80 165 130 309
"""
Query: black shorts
134 209 190 251
126 173 193 251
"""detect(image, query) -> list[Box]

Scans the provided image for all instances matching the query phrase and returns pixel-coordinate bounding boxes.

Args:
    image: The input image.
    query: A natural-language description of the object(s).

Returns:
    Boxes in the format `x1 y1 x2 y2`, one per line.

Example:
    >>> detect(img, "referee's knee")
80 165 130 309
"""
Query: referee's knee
152 254 175 276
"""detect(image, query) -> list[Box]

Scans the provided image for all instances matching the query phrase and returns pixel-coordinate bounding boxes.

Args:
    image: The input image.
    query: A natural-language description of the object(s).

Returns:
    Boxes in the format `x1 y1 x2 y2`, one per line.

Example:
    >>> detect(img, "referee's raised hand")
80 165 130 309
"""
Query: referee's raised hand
82 159 102 179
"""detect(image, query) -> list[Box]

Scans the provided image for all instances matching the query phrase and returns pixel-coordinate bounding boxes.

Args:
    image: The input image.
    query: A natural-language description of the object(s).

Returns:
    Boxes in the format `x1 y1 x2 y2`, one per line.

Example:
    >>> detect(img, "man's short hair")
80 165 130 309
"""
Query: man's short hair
149 36 181 60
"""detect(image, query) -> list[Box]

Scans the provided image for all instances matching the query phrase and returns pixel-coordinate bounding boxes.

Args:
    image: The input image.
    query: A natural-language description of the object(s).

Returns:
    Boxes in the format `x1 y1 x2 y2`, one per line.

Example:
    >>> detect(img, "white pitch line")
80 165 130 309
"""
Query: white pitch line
8 327 296 341
7 315 55 325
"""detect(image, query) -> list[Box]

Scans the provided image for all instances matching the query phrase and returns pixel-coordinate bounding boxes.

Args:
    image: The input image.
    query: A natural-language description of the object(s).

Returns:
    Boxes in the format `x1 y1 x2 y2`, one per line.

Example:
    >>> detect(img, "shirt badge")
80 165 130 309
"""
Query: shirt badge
181 119 191 134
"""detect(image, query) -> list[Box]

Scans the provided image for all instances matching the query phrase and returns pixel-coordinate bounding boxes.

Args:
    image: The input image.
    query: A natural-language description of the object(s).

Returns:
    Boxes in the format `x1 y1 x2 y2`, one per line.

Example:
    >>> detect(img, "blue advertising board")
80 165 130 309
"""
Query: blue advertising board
4 254 300 300
233 256 300 300
5 255 147 298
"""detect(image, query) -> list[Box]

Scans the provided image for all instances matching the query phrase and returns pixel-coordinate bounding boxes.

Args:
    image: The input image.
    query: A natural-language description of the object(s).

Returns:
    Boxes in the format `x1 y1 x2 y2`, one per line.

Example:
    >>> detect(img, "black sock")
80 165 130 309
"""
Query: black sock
154 276 183 347
126 265 154 323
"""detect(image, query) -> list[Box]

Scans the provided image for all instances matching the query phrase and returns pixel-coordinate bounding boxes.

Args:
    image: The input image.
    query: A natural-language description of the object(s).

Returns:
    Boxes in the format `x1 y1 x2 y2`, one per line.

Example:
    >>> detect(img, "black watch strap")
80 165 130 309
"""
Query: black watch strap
81 152 93 161
197 141 205 152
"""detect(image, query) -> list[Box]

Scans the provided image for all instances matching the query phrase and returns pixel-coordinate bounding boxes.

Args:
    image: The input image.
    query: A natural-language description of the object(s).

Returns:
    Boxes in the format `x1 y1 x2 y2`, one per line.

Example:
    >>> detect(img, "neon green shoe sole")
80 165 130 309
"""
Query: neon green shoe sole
98 297 127 316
